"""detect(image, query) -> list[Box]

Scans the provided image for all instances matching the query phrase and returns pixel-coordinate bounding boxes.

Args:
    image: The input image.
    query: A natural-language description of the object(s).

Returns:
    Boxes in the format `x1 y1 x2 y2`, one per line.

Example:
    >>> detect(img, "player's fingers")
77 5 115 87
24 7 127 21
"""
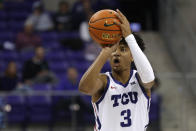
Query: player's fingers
116 40 120 47
115 12 123 23
117 9 130 25
111 43 118 50
116 9 125 20
116 9 123 17
116 36 122 43
113 20 122 27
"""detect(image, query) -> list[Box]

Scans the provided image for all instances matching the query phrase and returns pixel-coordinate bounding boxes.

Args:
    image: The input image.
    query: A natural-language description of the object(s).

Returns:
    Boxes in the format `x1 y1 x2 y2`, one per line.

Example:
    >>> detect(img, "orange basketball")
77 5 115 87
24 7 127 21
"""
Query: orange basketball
88 9 122 46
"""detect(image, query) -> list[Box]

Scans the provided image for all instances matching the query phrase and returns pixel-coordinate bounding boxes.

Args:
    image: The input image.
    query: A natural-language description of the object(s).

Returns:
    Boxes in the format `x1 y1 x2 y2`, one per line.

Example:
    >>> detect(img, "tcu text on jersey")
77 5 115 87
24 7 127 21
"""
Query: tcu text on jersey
111 91 138 107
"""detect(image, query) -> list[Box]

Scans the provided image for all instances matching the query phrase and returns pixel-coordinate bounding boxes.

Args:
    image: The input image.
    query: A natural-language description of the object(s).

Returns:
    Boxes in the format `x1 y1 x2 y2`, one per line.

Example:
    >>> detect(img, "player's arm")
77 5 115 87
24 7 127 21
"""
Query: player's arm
79 44 118 96
115 9 155 89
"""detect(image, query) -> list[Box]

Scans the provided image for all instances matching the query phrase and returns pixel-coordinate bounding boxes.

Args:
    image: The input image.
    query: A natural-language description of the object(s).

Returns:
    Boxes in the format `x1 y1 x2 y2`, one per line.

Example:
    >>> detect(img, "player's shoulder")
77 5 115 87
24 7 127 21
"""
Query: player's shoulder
99 72 109 85
92 73 109 103
100 70 138 83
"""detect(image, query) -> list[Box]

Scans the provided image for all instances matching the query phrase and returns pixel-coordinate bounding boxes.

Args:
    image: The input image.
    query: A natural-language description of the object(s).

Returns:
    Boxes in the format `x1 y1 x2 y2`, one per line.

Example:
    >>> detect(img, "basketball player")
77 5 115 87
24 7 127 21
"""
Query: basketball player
79 9 155 131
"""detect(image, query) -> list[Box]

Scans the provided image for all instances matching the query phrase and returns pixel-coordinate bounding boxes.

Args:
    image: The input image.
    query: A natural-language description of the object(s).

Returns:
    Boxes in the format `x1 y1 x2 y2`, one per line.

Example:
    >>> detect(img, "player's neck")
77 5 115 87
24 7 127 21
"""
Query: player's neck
112 69 131 85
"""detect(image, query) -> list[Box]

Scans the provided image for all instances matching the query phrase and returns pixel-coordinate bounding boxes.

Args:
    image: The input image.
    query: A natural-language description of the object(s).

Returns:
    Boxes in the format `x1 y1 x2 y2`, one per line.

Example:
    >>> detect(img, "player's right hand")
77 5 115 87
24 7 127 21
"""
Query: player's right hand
101 43 119 57
115 9 132 38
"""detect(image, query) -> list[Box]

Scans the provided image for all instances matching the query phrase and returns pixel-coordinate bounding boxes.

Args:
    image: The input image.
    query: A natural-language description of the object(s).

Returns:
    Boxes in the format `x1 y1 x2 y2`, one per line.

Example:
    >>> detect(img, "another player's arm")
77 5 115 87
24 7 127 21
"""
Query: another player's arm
115 9 155 89
79 44 118 96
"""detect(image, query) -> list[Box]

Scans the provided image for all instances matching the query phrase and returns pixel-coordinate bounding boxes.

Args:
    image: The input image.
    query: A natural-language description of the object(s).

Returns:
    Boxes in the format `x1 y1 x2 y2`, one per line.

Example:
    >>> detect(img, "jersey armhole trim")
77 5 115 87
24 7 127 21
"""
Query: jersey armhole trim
135 73 150 100
95 75 110 108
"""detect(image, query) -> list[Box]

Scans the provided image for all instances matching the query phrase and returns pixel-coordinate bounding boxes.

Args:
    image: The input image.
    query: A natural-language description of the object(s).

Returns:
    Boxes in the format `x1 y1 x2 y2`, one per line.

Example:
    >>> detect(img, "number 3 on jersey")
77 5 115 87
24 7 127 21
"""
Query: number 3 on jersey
120 109 132 127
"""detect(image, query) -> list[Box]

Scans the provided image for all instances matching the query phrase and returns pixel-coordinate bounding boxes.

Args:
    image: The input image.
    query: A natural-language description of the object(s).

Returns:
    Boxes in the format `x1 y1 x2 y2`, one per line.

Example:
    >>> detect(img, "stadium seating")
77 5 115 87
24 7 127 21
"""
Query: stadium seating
26 84 52 123
19 51 34 62
0 51 19 62
49 61 68 74
0 21 7 31
39 32 58 42
43 41 61 49
57 32 79 40
27 95 52 123
0 0 93 126
8 11 29 21
45 50 65 61
5 95 26 123
8 20 24 32
3 1 32 12
0 31 14 42
0 11 7 21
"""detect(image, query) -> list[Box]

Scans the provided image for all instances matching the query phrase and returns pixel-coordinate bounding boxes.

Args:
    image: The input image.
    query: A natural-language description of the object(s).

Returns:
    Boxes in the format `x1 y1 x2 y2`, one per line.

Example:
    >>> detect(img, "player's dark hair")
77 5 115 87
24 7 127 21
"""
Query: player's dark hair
132 32 145 51
119 32 145 51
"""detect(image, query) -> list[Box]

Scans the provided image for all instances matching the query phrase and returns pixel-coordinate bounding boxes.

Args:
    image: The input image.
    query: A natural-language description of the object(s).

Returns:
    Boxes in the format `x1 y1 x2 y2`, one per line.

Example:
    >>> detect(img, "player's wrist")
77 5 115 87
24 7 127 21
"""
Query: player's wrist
125 33 135 42
124 30 132 38
100 49 111 59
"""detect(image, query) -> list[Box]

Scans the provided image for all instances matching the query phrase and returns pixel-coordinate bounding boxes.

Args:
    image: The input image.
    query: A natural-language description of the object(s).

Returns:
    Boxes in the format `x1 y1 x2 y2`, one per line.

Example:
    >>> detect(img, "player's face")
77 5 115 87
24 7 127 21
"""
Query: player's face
110 43 133 72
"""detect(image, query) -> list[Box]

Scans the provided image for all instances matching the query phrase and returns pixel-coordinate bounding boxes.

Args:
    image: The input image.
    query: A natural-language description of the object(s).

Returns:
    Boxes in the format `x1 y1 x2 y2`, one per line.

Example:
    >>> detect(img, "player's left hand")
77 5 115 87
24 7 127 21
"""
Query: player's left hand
114 9 132 38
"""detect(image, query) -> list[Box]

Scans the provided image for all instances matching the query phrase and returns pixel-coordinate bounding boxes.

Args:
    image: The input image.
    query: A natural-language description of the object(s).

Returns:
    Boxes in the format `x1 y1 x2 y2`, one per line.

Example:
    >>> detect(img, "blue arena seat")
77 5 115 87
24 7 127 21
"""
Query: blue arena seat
43 41 61 49
49 61 68 73
45 50 65 61
0 51 19 62
5 95 26 123
0 32 14 42
8 21 24 32
27 95 51 106
3 1 32 12
8 11 29 21
19 51 34 62
39 32 58 42
32 84 51 91
0 21 7 31
0 60 6 73
65 50 85 61
27 84 52 123
69 61 91 74
58 32 80 40
0 11 7 21
27 95 52 123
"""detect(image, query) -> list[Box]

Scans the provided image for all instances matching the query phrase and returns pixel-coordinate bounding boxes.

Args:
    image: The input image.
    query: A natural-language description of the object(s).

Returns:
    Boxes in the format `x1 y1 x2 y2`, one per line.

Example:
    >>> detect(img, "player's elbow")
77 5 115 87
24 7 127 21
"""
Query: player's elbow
78 84 86 93
78 81 93 95
143 80 155 89
140 71 155 85
78 82 85 92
